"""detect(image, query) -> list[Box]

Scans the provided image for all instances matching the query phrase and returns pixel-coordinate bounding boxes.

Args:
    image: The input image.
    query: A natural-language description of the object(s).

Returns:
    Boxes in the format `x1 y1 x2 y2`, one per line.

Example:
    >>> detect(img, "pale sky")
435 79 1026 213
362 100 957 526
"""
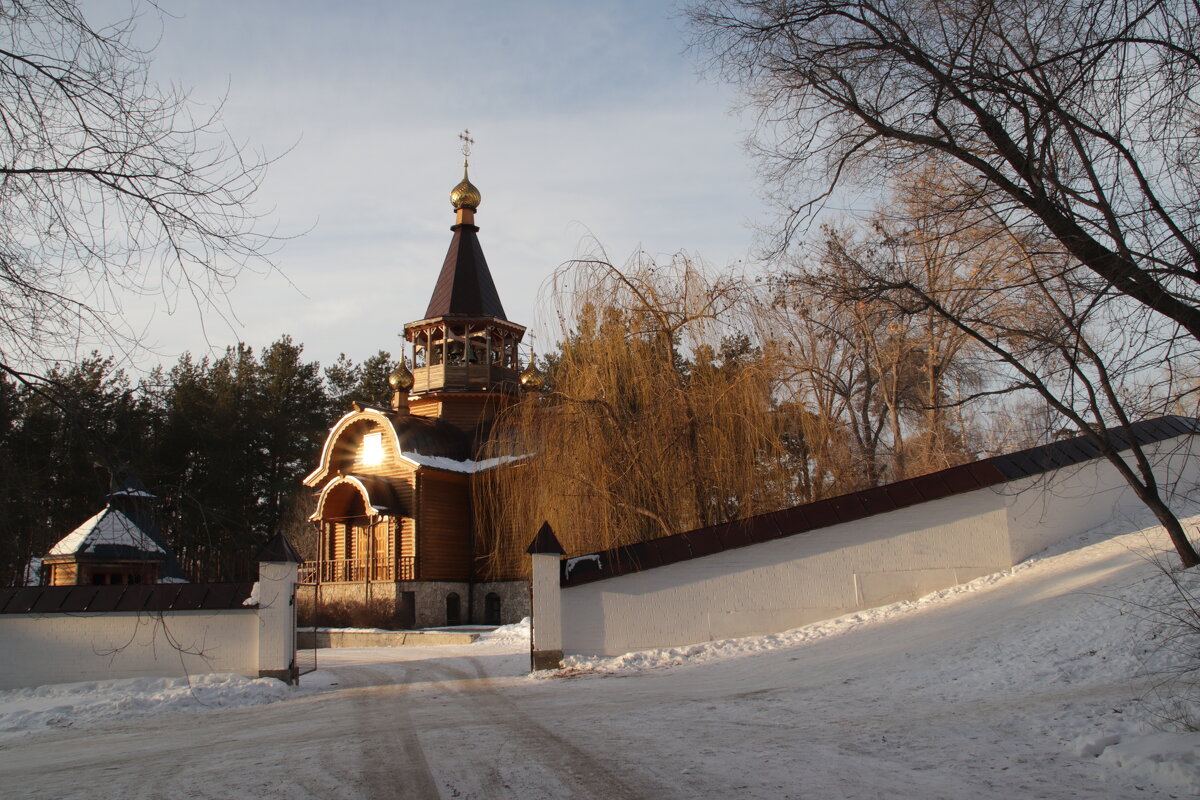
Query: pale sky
99 1 775 372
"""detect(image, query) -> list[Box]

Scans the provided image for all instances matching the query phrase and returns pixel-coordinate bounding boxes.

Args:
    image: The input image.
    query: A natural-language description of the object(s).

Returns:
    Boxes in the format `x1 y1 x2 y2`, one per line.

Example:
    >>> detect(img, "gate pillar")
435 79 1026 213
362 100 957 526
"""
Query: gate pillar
527 522 564 671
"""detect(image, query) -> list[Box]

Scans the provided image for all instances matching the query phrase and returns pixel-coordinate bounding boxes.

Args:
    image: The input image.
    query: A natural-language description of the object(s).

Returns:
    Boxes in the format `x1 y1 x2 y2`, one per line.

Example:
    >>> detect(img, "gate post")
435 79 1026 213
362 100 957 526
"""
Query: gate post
255 533 302 684
527 521 564 671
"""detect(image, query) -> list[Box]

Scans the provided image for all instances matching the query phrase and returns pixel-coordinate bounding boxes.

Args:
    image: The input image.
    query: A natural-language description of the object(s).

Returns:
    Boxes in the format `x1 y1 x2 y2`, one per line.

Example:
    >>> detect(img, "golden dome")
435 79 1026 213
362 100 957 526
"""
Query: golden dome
450 163 481 210
388 362 414 392
519 361 545 391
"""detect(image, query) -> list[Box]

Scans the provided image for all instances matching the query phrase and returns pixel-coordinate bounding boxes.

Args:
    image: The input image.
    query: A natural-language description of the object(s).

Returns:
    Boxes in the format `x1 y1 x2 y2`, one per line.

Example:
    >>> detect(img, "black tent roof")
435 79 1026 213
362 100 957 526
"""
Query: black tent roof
423 223 507 320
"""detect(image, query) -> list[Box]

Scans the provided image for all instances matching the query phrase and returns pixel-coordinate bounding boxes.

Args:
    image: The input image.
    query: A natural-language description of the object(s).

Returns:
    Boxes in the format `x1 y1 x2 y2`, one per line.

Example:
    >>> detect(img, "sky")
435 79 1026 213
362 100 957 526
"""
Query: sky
90 0 777 373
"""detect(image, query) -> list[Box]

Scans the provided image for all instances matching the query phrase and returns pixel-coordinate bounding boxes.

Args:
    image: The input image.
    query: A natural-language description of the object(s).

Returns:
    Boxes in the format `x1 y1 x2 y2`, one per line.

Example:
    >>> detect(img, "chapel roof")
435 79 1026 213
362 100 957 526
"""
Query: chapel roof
45 485 188 581
422 164 507 321
387 411 471 461
48 507 167 560
303 406 475 488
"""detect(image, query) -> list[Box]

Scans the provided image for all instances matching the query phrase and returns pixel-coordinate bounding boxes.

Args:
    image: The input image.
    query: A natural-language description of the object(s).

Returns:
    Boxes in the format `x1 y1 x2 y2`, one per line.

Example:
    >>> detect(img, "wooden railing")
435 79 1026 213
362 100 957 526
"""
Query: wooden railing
297 557 415 584
411 364 519 392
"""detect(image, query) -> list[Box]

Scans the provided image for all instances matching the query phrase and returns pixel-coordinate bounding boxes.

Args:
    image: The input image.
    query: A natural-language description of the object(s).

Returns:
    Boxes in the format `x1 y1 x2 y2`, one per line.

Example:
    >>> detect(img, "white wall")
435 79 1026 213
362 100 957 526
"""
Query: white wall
1005 434 1200 562
0 610 260 690
556 434 1200 657
0 562 298 690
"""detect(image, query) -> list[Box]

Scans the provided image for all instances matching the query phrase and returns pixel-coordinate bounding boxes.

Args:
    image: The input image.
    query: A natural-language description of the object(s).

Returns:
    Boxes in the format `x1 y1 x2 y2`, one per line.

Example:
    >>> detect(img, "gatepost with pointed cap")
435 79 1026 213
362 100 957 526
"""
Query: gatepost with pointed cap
255 532 301 684
527 521 564 671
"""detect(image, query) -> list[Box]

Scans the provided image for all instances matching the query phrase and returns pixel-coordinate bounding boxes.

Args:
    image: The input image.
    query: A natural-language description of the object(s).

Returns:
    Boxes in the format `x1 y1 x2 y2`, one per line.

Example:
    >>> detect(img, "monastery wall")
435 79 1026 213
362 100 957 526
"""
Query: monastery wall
1005 433 1200 562
0 610 260 689
545 433 1200 658
557 487 1010 656
0 562 297 690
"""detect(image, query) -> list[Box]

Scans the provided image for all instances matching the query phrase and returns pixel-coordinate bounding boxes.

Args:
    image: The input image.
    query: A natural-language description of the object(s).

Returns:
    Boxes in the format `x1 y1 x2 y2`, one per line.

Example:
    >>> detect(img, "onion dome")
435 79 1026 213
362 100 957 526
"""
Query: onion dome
450 163 481 210
388 362 415 393
519 360 545 390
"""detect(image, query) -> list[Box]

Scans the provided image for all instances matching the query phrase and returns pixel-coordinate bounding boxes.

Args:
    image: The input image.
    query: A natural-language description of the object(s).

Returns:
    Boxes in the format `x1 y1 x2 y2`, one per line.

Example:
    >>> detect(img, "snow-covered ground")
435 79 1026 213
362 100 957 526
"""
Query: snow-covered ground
1 516 1199 798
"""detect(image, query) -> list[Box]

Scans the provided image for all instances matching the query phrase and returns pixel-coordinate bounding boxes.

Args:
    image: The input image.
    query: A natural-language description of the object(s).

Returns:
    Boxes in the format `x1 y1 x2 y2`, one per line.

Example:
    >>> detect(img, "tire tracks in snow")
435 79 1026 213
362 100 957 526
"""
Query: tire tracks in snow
320 663 441 800
414 657 647 800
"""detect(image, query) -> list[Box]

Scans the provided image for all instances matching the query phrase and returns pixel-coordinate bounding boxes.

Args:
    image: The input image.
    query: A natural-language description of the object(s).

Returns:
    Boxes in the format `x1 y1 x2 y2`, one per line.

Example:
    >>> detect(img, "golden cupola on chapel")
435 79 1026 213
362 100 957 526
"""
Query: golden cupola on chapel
404 133 527 438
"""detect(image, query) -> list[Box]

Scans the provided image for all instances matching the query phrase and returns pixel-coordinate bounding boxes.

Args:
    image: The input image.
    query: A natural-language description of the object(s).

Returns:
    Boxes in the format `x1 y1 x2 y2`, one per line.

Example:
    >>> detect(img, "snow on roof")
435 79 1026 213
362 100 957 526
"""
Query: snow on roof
399 452 529 474
48 508 166 557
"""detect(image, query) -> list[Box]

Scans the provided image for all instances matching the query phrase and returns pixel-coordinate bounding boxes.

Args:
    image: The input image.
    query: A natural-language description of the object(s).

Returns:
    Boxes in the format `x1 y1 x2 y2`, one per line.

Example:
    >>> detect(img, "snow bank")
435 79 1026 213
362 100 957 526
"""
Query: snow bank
0 674 294 740
550 520 1200 796
1082 732 1200 795
476 616 531 645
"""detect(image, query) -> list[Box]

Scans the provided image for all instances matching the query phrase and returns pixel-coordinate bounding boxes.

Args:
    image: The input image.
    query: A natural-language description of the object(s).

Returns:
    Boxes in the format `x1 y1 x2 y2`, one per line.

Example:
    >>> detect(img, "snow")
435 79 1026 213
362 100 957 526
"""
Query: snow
538 521 1200 796
47 508 165 556
1093 732 1200 790
3 516 1200 797
0 674 291 739
565 553 601 577
400 451 529 473
477 616 532 644
241 581 260 607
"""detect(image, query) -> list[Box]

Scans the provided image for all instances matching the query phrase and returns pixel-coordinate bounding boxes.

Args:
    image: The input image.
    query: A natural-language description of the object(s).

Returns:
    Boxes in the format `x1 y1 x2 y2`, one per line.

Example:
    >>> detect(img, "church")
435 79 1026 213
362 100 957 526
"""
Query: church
300 149 535 628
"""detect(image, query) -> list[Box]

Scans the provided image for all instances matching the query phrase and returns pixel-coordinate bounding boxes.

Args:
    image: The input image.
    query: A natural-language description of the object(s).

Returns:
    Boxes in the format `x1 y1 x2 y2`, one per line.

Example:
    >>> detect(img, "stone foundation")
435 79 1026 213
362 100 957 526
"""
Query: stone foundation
297 630 478 648
471 580 530 625
530 649 563 671
299 579 530 629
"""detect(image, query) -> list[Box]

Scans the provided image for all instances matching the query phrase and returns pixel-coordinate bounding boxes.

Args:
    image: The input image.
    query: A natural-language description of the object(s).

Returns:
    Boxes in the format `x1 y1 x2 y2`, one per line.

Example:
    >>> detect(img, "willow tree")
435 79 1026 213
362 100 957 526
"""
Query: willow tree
474 254 796 570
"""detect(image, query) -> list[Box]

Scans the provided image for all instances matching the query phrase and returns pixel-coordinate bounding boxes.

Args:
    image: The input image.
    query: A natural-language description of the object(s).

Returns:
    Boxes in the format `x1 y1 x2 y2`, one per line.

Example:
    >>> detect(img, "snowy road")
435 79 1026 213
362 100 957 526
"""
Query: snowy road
0 645 651 799
1 523 1198 798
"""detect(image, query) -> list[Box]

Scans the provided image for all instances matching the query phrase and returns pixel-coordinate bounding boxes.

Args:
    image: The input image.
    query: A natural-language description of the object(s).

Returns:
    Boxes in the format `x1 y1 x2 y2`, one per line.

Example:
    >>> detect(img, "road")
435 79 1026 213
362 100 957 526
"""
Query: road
0 644 653 800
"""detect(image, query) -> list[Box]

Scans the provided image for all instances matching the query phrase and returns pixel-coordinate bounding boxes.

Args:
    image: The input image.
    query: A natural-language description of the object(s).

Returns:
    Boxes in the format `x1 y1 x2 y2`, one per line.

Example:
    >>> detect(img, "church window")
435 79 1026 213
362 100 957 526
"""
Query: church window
362 432 384 466
446 592 461 626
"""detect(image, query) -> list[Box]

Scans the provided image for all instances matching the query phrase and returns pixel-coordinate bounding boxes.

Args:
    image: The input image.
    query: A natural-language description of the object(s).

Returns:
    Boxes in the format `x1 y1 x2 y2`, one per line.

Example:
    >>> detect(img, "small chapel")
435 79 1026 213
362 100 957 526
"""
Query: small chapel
41 479 187 587
301 144 535 628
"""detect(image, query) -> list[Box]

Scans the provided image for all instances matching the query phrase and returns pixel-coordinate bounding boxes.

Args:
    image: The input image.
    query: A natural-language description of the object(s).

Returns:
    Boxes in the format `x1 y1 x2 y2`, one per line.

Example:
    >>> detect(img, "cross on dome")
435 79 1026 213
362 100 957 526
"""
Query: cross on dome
459 129 474 164
450 129 481 211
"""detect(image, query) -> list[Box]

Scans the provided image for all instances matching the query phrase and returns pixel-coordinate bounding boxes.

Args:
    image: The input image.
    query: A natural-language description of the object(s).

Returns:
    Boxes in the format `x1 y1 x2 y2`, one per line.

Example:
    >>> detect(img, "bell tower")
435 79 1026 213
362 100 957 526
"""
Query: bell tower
404 133 527 439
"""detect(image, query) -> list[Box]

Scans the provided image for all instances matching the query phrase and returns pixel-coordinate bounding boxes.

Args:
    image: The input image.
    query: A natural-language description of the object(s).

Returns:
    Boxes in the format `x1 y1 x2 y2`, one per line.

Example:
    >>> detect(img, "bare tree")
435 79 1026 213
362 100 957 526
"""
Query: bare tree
0 0 275 381
763 169 986 492
820 184 1200 567
689 1 1200 566
688 0 1200 341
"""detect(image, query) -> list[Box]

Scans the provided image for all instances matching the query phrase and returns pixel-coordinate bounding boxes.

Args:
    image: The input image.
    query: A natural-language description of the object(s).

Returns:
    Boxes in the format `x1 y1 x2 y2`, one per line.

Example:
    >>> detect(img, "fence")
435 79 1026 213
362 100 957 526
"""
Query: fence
298 556 415 584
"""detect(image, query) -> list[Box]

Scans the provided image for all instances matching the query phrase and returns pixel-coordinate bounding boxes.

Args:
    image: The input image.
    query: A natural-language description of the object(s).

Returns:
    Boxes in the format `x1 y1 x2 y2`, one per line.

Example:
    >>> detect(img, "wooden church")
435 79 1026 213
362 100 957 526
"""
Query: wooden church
301 151 534 628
